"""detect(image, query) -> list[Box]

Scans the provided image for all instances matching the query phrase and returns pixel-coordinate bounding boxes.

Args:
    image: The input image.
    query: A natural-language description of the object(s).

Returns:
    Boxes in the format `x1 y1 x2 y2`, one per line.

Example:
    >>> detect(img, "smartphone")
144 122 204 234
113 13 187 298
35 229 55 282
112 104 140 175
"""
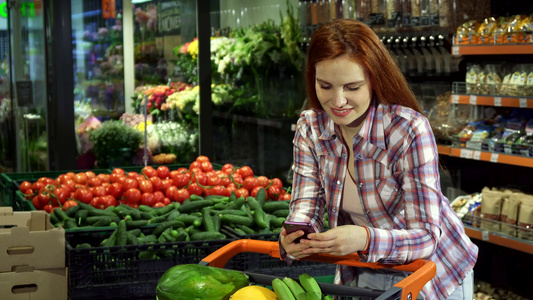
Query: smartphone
282 221 316 243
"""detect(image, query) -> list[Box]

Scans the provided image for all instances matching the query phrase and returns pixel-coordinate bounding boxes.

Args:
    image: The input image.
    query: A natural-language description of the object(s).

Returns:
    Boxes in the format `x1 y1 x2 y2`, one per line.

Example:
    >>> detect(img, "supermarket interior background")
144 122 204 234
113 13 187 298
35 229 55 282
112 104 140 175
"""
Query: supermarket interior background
1 0 533 299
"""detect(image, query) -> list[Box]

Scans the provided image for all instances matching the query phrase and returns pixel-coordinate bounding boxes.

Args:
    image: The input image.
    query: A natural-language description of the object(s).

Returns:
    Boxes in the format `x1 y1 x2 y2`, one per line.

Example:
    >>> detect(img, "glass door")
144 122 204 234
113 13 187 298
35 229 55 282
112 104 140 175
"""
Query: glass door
9 0 48 172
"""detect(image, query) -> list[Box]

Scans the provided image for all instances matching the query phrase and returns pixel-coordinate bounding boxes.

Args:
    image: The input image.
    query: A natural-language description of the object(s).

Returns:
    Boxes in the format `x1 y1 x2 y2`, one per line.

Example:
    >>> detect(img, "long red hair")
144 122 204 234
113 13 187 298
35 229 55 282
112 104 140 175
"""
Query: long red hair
305 19 422 114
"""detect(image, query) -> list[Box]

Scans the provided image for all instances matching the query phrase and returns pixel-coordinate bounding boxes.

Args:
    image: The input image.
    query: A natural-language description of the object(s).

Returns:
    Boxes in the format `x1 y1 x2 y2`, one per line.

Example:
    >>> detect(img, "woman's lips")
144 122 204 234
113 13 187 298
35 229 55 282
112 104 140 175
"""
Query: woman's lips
330 107 352 117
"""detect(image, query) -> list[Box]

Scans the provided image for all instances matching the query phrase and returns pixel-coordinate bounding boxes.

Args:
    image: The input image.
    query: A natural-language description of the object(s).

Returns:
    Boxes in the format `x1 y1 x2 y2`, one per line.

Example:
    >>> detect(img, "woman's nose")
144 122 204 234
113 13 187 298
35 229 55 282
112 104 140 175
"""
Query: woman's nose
333 91 347 107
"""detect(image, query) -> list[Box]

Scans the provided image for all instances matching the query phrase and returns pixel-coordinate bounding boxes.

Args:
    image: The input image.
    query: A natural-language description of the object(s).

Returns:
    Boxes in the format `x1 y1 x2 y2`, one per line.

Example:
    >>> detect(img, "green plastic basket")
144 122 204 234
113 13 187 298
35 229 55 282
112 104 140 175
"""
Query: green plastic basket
2 169 110 211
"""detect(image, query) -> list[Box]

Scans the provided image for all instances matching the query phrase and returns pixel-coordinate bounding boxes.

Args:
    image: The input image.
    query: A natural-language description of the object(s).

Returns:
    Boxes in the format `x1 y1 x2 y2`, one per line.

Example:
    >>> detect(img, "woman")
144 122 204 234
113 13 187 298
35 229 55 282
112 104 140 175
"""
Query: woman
280 19 478 300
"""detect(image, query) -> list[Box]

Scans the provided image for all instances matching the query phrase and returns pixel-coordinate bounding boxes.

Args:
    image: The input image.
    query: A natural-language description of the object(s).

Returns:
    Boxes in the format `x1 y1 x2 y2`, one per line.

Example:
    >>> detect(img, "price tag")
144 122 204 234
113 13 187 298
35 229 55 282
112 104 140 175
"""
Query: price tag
460 149 473 159
519 98 527 108
490 153 499 163
494 97 502 106
451 95 459 104
473 151 481 160
469 95 477 105
452 46 459 55
481 231 489 241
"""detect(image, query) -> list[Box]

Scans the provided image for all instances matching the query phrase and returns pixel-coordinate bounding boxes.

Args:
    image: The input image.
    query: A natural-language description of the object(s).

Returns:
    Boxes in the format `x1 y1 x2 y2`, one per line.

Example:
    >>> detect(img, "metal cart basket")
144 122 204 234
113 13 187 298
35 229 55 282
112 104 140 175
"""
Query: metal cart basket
199 239 436 300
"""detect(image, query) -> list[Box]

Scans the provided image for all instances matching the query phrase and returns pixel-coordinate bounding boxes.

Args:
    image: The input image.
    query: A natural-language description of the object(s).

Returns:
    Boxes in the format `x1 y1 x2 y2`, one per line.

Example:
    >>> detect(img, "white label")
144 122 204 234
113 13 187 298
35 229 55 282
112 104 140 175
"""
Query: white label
490 153 499 163
460 149 473 159
473 151 481 160
469 95 477 105
291 124 296 131
519 98 527 108
452 95 459 104
452 46 459 55
481 231 490 241
494 97 502 106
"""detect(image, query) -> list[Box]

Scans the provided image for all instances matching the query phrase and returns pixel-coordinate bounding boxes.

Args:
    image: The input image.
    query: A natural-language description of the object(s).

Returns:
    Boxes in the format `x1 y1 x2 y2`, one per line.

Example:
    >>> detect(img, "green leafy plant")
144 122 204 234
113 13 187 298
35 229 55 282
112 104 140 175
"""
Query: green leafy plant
89 120 143 168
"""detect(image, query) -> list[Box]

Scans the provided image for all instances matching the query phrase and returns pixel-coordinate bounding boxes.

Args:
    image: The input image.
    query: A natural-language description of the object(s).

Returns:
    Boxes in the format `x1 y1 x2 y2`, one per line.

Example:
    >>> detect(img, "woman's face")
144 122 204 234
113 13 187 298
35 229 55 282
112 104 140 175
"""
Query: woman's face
315 55 372 127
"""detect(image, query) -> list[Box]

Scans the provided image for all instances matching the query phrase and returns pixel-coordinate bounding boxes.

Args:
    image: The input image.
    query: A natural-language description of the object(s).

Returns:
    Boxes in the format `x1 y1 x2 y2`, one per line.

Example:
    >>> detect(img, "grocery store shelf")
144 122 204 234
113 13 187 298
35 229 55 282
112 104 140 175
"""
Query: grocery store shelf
452 44 533 56
464 225 533 255
437 145 533 168
449 94 533 108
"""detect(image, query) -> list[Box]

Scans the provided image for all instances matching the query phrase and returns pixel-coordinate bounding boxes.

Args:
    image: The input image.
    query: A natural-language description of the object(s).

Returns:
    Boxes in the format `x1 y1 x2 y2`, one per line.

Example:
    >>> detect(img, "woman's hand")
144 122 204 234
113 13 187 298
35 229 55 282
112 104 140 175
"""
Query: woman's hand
279 227 314 259
301 225 368 256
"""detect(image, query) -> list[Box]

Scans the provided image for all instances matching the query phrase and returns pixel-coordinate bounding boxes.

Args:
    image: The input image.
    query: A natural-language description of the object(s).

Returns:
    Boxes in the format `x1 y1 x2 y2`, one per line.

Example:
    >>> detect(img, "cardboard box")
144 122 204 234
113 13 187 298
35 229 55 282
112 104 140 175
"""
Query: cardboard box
0 207 65 272
0 267 67 300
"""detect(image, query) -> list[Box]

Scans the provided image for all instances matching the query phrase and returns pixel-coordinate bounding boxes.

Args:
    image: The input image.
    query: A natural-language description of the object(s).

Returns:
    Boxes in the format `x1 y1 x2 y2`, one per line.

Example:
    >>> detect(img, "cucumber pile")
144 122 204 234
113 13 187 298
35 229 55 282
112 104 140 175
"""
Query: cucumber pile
272 273 334 300
58 188 292 249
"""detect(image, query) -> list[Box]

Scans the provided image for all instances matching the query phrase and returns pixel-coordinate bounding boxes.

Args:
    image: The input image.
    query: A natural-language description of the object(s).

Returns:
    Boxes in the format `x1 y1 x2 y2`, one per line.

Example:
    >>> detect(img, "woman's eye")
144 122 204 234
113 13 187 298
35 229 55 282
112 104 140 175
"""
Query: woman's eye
319 85 331 90
346 86 359 91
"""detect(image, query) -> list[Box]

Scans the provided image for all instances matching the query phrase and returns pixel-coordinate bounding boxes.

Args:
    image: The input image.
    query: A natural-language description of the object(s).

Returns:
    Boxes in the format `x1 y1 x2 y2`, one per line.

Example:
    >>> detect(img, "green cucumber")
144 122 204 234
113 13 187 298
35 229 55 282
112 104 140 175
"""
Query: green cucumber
178 199 213 214
65 205 81 218
190 231 226 241
220 214 254 227
263 200 290 213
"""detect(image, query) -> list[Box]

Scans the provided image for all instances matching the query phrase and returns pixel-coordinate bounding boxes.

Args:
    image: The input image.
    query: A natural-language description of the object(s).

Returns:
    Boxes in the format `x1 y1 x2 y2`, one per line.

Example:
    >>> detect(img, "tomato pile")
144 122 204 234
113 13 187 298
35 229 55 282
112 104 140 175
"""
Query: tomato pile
18 156 291 213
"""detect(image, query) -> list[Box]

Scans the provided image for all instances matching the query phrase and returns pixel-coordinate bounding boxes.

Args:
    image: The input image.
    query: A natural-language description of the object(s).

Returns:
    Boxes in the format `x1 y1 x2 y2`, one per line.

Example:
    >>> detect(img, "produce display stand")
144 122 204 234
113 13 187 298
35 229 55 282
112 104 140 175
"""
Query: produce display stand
200 239 437 300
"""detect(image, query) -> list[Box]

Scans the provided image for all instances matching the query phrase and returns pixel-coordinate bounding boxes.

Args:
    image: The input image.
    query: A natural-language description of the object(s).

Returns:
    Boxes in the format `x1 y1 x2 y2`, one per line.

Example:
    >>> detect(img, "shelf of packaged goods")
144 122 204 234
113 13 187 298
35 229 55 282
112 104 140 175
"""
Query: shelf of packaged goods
437 145 533 168
463 225 533 255
452 44 533 56
449 94 533 108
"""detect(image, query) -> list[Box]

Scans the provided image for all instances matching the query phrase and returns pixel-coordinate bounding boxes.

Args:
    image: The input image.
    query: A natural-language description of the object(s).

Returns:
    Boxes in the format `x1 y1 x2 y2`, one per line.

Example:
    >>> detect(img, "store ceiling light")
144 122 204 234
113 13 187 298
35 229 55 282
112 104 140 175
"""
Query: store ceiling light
131 0 152 3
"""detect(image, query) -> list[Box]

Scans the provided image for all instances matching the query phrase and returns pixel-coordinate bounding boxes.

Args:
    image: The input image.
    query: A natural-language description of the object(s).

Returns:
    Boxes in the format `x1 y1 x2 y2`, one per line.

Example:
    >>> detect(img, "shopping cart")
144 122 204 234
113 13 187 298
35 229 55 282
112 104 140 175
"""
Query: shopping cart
200 239 436 300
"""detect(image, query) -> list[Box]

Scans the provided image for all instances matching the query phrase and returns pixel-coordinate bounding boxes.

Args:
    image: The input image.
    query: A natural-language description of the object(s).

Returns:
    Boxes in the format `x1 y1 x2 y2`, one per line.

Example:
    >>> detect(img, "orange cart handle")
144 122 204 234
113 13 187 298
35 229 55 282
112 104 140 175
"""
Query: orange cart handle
201 239 436 300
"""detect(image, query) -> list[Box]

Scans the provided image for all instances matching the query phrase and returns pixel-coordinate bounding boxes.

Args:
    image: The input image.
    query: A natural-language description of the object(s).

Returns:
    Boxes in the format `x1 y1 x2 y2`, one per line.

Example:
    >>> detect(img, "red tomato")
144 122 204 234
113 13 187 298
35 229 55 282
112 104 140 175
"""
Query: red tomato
140 193 156 207
32 196 42 210
106 182 123 199
31 181 45 193
85 171 96 179
124 188 141 204
209 185 228 196
138 180 154 194
43 204 55 213
112 168 126 175
92 186 107 197
230 172 243 185
207 174 221 186
243 176 259 192
65 172 76 180
237 166 254 179
191 171 207 186
51 187 69 206
153 202 166 208
189 161 201 170
256 176 269 188
250 186 262 198
165 186 178 199
200 161 213 173
153 191 165 204
173 188 190 204
127 171 139 179
187 183 203 196
61 179 76 194
101 195 117 208
87 177 102 187
226 184 237 195
19 181 32 193
63 200 78 210
280 193 291 200
97 173 111 184
162 197 171 206
90 197 104 209
177 167 188 173
149 176 163 192
267 186 281 200
122 178 139 190
270 178 283 189
160 179 173 192
75 188 93 204
23 189 34 200
235 187 250 198
141 166 157 178
38 191 52 206
156 166 170 179
196 155 210 163
222 163 234 174
171 173 188 188
72 173 87 185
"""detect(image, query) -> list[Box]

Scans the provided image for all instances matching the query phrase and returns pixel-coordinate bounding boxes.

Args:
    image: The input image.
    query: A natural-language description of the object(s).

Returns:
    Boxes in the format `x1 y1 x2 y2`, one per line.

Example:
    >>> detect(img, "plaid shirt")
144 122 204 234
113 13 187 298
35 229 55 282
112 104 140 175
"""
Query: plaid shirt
288 101 478 299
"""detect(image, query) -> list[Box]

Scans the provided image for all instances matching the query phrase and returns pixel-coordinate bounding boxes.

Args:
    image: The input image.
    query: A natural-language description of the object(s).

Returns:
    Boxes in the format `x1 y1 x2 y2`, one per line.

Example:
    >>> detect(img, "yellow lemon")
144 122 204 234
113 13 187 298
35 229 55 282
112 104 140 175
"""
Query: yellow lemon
230 285 278 300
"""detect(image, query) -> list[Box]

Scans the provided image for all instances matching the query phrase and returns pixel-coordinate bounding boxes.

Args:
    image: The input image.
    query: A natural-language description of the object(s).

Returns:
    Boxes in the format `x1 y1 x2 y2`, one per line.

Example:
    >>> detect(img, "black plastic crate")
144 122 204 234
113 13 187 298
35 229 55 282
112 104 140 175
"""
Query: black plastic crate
65 229 239 300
